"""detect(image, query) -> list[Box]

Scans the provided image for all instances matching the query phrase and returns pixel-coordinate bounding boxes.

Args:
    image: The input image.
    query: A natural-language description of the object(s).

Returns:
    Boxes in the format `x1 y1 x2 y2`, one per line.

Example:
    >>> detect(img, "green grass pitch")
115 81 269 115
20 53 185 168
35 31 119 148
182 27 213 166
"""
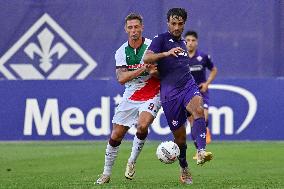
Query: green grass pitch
0 141 283 189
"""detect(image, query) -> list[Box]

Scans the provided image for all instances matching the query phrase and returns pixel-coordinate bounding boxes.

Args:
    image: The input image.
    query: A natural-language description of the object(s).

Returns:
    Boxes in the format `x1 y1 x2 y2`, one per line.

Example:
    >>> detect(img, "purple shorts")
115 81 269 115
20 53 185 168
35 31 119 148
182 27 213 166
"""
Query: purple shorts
162 84 201 131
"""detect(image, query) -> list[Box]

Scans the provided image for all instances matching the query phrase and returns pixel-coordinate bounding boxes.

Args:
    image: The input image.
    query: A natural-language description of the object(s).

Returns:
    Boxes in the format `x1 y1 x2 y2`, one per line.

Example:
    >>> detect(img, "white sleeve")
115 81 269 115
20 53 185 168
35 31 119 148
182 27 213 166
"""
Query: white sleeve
141 38 152 63
115 48 127 68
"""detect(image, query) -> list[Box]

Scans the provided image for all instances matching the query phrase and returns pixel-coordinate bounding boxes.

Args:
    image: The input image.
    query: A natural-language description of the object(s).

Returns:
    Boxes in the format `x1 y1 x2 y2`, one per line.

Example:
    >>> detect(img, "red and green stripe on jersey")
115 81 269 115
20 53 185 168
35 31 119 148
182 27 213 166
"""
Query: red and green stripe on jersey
129 77 160 101
125 41 148 76
124 39 160 101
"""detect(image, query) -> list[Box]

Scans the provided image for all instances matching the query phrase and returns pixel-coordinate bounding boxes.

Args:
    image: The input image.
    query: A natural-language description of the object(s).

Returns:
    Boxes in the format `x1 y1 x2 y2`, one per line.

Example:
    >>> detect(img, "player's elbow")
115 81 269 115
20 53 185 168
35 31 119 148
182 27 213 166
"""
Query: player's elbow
118 75 132 85
117 78 127 85
143 52 153 64
213 67 218 74
143 56 150 64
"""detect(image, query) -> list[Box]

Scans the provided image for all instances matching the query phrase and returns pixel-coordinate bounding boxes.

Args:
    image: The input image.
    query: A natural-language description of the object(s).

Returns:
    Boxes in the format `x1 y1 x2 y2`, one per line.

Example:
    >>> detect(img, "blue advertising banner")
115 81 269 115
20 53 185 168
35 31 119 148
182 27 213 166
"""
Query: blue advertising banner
0 79 283 140
0 0 282 79
0 1 283 141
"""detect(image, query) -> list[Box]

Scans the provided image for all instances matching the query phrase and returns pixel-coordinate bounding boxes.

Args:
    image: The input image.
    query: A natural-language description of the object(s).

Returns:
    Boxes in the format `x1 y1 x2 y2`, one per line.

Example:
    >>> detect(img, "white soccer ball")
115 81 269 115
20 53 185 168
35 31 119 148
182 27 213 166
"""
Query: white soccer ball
156 141 180 164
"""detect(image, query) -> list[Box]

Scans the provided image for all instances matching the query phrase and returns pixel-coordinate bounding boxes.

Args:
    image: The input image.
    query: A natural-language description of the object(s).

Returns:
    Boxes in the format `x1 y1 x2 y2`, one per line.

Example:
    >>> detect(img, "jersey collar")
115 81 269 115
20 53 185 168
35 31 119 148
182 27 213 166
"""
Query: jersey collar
167 31 184 42
128 37 145 50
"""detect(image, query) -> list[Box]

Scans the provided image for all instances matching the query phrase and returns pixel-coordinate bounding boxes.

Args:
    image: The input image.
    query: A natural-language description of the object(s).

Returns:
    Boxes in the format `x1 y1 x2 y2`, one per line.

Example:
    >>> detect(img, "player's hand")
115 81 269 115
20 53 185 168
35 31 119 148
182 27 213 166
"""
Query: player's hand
199 83 209 93
146 63 159 77
165 47 184 57
141 64 150 72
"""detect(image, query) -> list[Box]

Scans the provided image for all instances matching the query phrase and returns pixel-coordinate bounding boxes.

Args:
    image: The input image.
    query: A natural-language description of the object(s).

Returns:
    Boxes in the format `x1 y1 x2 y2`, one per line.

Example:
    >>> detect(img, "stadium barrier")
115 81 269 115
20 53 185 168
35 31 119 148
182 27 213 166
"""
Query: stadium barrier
0 78 283 140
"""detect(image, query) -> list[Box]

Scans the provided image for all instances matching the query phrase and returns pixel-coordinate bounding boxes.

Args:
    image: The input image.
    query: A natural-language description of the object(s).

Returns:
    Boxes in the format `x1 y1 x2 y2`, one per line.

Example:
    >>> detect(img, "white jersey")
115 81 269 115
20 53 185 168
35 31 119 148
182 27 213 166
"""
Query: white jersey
115 38 160 103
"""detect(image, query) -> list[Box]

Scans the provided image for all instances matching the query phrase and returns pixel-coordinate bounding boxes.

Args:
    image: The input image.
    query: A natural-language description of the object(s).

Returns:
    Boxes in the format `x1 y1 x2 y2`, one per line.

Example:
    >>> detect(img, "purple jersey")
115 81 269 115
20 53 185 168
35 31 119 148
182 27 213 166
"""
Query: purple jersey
148 32 196 103
188 50 214 85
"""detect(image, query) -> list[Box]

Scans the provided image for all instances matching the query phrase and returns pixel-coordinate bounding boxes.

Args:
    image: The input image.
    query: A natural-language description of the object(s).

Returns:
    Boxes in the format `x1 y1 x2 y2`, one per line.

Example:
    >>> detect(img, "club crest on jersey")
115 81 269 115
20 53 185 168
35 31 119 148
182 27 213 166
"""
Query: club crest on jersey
0 13 97 80
172 120 179 127
197 56 203 62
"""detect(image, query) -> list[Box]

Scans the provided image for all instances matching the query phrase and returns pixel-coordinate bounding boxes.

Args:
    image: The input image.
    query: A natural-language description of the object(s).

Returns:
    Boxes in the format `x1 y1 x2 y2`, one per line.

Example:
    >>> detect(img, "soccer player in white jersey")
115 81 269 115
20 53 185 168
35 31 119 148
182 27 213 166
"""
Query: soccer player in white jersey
96 13 161 185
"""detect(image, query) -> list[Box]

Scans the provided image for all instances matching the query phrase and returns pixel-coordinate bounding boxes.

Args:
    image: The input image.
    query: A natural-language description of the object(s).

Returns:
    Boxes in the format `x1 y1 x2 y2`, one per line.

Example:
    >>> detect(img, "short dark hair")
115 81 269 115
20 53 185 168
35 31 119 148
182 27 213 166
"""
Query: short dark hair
167 8 187 22
184 30 198 39
125 13 143 24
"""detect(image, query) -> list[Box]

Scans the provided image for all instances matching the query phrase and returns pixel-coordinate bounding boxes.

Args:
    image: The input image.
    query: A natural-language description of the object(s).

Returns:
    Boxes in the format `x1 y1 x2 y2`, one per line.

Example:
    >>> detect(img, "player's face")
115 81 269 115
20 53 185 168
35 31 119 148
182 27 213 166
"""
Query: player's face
125 19 143 41
185 35 198 52
167 16 185 38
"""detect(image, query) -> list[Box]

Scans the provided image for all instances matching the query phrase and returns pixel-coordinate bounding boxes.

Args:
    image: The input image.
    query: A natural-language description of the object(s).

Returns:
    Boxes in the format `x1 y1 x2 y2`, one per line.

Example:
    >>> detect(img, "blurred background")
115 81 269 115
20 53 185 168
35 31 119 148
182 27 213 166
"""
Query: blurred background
0 0 283 140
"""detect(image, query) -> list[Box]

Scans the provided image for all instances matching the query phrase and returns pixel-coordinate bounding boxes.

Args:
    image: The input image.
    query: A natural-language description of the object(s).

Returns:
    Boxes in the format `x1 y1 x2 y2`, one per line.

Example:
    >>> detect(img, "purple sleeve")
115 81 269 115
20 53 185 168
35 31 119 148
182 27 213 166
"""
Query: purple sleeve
205 54 215 70
148 35 163 53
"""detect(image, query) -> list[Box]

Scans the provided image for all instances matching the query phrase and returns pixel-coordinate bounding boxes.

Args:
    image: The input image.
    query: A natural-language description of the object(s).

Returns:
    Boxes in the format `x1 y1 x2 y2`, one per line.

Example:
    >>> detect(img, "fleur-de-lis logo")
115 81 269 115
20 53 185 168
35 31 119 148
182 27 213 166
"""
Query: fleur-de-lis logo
172 120 179 127
200 133 206 138
197 56 203 62
0 13 97 80
24 28 67 72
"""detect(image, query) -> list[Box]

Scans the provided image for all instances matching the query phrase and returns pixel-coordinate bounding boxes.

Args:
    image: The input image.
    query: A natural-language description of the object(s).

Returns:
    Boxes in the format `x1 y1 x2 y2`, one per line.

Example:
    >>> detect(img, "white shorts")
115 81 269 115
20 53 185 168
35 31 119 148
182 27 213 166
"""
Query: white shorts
112 96 161 128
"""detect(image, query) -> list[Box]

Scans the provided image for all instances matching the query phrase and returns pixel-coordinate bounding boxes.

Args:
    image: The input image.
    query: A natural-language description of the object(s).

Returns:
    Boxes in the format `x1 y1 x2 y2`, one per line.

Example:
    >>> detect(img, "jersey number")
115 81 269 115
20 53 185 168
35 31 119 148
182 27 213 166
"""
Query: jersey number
148 103 155 111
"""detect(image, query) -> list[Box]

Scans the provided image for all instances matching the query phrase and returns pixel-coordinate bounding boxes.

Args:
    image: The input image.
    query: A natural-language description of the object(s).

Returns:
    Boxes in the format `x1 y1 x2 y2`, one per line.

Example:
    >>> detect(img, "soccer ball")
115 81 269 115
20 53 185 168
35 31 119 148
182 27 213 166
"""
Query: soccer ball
156 141 180 164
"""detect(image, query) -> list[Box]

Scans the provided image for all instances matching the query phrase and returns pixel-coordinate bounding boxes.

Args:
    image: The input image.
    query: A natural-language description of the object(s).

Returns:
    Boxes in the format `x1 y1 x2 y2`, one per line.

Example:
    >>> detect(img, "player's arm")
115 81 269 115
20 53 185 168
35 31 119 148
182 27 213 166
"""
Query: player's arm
115 47 148 85
206 66 217 85
143 47 184 64
199 66 218 93
143 35 183 64
146 63 160 79
143 50 167 64
116 66 147 85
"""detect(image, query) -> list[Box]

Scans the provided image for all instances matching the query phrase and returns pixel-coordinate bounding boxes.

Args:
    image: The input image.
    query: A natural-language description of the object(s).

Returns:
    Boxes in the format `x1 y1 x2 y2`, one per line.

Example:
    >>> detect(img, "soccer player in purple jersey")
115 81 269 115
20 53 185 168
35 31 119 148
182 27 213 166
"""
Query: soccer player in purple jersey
143 8 213 184
184 30 218 160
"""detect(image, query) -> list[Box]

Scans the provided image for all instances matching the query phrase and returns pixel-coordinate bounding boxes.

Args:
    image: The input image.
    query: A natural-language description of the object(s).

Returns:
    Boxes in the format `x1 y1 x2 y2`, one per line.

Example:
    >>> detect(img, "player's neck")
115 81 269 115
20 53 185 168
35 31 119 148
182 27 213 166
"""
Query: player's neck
188 49 196 58
128 37 143 49
168 31 182 40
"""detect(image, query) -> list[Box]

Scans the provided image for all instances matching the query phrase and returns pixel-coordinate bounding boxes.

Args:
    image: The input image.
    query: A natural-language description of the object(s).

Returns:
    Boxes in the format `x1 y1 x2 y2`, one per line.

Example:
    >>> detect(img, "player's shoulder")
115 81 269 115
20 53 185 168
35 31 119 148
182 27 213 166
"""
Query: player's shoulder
115 41 128 55
152 32 169 40
197 50 211 59
144 38 152 46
